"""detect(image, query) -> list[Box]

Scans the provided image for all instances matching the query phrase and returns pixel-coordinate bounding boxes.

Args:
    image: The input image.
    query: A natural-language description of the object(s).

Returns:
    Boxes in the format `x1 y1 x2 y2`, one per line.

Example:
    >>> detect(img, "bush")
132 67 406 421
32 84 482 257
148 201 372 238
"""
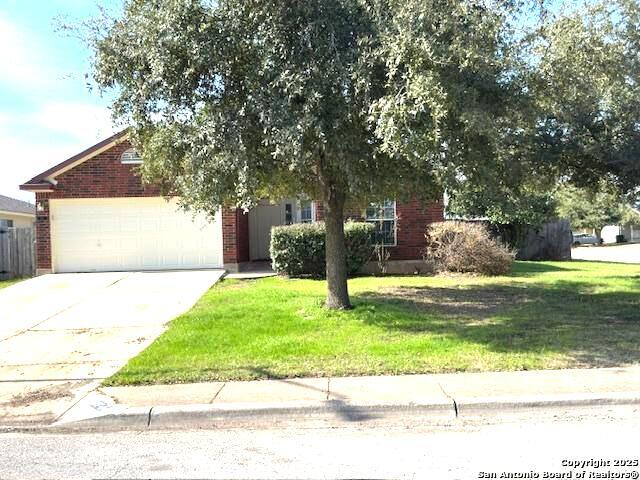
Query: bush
270 221 374 277
425 221 515 276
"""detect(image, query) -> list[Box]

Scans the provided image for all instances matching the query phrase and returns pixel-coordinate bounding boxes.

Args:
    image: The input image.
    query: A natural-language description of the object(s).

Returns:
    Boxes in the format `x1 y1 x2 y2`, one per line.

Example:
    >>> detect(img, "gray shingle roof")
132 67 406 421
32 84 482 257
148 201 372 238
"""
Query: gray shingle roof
0 194 35 215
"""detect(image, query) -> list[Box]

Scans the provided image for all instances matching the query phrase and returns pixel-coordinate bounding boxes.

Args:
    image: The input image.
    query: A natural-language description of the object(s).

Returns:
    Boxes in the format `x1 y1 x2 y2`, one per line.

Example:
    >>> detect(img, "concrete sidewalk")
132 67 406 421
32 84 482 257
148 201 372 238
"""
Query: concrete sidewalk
50 366 640 431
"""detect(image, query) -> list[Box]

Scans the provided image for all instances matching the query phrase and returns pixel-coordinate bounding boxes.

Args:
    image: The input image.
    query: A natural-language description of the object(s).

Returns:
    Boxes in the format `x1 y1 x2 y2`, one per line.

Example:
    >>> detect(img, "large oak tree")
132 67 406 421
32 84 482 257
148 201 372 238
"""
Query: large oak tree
91 0 540 308
92 0 640 305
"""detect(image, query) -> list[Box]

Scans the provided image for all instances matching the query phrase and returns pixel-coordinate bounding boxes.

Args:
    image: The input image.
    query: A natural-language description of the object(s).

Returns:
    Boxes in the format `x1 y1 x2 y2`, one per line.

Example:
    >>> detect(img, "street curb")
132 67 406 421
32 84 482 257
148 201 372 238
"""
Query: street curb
38 391 640 432
454 392 640 415
48 400 455 432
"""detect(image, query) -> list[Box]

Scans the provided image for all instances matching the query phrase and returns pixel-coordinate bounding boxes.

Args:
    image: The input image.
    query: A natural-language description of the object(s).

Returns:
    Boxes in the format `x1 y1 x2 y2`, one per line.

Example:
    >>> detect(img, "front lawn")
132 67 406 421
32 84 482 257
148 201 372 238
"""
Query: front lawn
0 278 22 290
106 261 640 385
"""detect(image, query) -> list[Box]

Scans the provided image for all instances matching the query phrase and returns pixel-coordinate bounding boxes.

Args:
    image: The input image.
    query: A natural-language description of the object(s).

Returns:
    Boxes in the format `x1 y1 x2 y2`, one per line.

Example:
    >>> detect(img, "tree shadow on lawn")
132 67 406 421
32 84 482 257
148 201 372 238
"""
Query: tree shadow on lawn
356 280 640 368
509 262 585 276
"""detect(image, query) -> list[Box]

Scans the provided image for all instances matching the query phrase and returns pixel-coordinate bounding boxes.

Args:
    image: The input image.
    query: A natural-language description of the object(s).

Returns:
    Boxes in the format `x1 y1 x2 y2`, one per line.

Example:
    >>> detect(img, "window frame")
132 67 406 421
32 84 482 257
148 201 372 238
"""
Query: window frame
298 199 315 224
120 148 143 165
365 199 397 247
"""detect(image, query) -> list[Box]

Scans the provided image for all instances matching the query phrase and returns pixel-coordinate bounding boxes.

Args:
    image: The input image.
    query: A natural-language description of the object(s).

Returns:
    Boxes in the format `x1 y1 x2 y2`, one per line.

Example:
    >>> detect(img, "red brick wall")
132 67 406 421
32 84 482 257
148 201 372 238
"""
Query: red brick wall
313 198 444 260
50 141 160 199
222 208 250 264
393 199 444 260
32 136 444 271
236 209 250 263
34 192 51 270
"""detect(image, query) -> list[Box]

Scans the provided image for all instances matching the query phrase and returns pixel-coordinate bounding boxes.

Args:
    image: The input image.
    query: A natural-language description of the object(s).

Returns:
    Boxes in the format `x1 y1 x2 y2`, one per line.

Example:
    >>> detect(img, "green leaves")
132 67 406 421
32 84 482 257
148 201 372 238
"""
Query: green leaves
534 0 640 193
270 221 375 277
90 0 639 224
91 0 525 215
555 180 630 231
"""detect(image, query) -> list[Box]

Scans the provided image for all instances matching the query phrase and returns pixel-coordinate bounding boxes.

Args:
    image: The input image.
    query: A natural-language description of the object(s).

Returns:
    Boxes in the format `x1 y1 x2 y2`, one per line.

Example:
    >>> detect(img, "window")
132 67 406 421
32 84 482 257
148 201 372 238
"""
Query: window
299 200 314 223
120 148 143 164
0 219 13 229
285 203 294 225
365 200 396 246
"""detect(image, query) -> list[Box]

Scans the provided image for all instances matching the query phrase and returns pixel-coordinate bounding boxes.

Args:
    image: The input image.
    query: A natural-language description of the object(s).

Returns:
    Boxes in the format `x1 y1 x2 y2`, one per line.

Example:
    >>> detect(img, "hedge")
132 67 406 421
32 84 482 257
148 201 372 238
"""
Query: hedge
270 221 374 277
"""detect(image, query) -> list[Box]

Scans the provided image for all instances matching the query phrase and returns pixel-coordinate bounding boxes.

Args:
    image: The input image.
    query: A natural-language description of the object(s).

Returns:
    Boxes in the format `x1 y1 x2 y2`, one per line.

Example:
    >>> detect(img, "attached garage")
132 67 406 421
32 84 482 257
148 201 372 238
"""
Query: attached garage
50 197 223 273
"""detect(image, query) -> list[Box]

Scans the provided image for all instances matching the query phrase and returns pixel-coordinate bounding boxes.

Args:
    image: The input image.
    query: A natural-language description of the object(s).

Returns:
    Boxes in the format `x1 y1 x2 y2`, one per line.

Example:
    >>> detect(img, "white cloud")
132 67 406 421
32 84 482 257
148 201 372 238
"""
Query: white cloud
32 102 115 140
0 15 51 89
0 101 116 202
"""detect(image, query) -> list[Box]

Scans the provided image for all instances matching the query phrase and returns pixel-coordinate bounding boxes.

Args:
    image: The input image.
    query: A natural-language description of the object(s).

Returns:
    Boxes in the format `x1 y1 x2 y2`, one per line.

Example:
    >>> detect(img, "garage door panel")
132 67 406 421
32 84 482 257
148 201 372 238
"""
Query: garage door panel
50 198 223 273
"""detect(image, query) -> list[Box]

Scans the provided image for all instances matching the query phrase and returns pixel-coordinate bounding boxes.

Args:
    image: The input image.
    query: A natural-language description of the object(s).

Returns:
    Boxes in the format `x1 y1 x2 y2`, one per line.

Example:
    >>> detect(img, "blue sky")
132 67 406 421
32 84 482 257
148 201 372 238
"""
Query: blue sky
0 0 124 201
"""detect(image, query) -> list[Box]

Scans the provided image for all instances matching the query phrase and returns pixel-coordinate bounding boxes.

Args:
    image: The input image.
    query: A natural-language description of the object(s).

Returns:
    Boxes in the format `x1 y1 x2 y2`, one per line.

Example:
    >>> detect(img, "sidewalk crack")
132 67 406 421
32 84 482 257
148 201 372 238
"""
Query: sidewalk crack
438 382 458 418
326 377 331 401
210 383 226 403
146 407 153 427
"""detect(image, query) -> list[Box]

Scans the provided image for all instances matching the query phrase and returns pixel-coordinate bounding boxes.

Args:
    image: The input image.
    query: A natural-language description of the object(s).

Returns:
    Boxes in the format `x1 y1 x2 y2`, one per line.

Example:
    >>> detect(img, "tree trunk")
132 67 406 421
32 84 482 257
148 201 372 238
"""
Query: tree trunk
324 188 351 310
594 227 603 244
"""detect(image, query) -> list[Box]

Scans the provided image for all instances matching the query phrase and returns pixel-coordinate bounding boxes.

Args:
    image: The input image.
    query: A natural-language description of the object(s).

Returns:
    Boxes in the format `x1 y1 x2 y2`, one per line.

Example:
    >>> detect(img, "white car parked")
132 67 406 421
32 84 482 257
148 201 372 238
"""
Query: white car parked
572 233 603 246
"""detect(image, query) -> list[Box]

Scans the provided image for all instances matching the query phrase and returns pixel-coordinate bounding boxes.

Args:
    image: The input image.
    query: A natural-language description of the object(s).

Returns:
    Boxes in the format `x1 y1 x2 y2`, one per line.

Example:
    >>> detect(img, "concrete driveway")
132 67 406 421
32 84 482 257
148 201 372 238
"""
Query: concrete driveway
572 243 640 264
0 270 224 426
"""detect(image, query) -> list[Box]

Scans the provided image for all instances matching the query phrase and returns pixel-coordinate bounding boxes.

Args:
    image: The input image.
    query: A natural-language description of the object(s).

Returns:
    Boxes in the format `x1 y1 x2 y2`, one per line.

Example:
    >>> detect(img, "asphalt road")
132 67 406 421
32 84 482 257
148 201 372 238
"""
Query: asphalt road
2 405 640 479
572 242 640 263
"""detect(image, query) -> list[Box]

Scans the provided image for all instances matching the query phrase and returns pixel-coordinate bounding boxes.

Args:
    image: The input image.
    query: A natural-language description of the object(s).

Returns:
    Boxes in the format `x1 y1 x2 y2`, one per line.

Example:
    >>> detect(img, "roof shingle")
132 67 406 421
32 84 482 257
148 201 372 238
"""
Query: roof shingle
0 194 35 215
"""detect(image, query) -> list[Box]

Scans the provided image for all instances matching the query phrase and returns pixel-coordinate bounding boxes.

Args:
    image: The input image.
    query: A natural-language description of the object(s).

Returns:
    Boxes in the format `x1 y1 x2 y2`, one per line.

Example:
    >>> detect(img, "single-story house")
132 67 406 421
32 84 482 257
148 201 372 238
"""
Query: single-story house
20 131 443 275
0 194 35 230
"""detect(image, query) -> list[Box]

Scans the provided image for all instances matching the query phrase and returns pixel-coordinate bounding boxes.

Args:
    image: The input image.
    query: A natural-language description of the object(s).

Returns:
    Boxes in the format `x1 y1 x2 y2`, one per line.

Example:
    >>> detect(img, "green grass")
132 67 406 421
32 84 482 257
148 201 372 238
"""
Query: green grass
106 261 640 385
0 278 23 290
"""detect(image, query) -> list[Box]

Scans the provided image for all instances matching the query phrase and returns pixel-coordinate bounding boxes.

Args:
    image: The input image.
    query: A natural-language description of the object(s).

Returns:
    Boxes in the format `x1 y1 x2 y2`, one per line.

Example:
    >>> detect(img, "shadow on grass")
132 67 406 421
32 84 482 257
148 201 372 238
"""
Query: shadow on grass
356 280 640 368
509 262 585 276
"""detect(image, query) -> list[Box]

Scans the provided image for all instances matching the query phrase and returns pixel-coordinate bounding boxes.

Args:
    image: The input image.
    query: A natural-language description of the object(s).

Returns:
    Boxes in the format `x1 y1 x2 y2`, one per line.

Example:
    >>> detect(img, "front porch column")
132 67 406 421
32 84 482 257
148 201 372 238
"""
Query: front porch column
222 207 249 272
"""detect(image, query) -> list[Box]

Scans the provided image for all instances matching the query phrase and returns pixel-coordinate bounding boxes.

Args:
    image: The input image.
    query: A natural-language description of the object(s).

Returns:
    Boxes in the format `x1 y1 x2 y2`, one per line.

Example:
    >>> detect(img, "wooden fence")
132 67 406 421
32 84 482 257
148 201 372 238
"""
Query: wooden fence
516 219 573 261
0 228 35 280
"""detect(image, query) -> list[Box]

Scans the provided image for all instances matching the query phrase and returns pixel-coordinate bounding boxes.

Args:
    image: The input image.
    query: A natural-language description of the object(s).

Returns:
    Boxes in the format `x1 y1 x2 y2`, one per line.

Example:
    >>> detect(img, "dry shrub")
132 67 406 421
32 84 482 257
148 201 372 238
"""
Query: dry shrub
425 221 515 276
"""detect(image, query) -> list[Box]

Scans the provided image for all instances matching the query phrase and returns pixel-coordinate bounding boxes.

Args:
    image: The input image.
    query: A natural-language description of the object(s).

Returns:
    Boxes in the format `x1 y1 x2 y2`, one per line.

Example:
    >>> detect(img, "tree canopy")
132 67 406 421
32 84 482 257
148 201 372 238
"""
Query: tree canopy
446 0 640 224
92 0 527 308
555 180 639 238
90 0 640 307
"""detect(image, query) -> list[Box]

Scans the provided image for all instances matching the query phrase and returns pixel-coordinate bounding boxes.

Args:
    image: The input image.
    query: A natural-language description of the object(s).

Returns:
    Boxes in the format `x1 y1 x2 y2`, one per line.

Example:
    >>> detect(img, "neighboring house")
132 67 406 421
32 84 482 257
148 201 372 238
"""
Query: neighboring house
601 222 640 243
21 131 443 275
0 194 35 230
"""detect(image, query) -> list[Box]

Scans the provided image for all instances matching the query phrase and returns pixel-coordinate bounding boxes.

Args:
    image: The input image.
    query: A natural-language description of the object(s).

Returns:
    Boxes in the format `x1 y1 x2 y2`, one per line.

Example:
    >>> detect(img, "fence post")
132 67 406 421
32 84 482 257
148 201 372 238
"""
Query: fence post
0 227 36 279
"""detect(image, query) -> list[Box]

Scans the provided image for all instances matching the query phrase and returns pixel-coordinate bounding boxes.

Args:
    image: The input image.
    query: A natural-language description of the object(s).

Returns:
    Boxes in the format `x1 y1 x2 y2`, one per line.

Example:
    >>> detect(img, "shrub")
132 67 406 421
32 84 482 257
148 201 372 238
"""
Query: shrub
425 221 515 276
343 222 376 274
270 221 374 277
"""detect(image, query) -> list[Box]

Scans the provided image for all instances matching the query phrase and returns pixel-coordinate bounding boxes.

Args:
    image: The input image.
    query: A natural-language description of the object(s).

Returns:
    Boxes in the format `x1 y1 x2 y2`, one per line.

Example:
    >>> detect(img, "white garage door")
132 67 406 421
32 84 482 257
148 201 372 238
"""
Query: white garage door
50 197 223 273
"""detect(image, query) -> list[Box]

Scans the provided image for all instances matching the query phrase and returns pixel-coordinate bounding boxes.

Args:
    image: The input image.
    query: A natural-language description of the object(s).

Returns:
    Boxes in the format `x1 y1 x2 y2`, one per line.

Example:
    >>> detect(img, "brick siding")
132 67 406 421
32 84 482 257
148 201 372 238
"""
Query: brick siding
34 193 51 270
32 138 444 272
222 207 250 265
314 198 444 260
51 142 161 199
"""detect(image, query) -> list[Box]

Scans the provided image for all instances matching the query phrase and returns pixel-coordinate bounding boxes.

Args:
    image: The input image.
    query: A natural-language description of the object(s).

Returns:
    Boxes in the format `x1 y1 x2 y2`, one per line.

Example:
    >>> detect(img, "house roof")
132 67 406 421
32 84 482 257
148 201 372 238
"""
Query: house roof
20 130 129 192
0 194 35 216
